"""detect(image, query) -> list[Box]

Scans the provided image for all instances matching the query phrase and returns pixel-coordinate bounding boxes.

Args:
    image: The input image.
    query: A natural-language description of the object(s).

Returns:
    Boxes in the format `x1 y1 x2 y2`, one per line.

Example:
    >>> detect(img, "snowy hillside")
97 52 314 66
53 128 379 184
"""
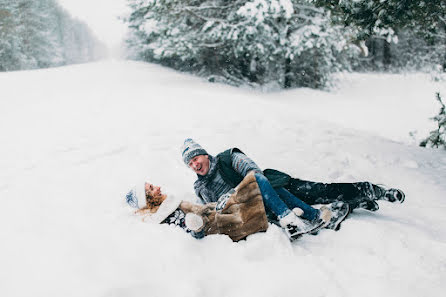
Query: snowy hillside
1 60 445 297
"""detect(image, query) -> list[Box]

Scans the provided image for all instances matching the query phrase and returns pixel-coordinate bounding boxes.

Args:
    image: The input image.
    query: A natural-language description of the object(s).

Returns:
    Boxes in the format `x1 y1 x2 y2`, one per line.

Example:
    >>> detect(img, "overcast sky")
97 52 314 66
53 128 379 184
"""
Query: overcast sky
57 0 129 49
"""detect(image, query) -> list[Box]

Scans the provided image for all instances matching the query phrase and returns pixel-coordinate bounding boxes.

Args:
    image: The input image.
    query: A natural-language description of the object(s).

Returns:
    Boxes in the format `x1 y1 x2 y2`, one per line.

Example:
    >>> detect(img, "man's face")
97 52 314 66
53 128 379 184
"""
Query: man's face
188 154 210 176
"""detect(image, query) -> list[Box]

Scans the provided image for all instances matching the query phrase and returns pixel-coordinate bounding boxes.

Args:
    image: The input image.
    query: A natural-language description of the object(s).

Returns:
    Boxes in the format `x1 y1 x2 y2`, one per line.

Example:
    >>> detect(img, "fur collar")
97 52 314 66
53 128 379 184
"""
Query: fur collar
141 195 181 224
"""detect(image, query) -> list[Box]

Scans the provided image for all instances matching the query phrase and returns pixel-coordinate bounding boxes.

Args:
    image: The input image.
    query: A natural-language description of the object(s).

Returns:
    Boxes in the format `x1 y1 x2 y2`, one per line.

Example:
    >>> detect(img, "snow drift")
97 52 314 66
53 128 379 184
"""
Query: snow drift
0 60 445 297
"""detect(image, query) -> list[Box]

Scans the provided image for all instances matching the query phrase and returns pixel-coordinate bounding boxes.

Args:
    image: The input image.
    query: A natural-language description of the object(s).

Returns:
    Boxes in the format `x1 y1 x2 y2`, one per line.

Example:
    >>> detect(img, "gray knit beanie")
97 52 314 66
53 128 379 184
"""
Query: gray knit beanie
181 138 208 165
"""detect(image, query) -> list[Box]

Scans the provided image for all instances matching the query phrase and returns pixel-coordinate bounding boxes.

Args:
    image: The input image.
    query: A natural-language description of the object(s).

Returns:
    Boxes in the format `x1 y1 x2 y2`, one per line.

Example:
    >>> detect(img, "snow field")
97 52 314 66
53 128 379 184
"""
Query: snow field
0 60 445 297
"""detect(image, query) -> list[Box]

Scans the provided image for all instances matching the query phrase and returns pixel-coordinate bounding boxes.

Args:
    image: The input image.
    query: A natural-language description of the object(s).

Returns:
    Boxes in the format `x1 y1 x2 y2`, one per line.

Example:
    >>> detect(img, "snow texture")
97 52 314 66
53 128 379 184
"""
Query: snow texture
237 0 294 22
0 60 445 297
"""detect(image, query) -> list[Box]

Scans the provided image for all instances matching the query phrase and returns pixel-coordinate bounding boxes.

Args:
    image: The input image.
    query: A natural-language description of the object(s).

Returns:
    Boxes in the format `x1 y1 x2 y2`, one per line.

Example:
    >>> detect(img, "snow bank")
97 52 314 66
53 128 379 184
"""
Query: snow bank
0 60 445 297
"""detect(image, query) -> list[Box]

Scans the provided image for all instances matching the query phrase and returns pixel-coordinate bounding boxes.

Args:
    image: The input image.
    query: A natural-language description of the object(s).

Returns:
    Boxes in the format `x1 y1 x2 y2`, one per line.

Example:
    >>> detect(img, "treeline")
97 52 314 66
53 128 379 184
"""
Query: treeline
316 0 446 73
124 0 445 89
0 0 106 72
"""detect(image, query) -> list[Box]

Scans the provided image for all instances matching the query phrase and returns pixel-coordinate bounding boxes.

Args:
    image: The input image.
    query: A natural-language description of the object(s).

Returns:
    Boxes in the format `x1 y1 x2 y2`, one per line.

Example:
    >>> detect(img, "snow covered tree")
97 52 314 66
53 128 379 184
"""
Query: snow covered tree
124 0 444 87
420 93 446 150
14 0 61 68
312 0 446 72
124 0 355 89
0 1 25 71
232 1 355 88
0 0 105 71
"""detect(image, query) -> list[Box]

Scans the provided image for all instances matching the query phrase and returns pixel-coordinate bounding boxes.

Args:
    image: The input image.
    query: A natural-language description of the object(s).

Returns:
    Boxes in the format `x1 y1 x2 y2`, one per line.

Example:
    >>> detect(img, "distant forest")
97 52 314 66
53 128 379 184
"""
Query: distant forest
124 0 445 89
0 0 105 72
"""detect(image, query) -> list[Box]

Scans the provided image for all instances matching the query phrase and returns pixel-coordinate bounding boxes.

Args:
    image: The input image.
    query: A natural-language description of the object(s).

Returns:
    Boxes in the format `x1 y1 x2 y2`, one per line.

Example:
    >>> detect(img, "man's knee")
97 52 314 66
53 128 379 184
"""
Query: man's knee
254 173 267 184
254 173 275 197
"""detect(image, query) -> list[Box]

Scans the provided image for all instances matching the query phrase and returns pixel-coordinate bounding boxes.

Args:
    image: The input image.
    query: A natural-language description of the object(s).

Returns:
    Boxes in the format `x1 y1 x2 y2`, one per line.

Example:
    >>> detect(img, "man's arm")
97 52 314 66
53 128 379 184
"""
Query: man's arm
231 152 263 177
194 182 210 204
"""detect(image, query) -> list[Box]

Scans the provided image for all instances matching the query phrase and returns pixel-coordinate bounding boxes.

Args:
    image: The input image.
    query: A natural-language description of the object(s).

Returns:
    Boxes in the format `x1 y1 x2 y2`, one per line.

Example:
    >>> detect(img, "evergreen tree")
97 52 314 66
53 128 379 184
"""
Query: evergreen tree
0 0 25 71
312 0 446 71
124 0 355 89
124 0 443 87
421 93 446 150
0 0 105 71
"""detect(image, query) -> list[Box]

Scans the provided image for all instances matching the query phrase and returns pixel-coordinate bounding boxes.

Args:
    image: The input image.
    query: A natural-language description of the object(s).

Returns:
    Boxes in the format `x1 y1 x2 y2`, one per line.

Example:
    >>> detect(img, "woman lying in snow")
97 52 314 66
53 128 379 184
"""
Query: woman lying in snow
128 173 271 241
127 173 352 241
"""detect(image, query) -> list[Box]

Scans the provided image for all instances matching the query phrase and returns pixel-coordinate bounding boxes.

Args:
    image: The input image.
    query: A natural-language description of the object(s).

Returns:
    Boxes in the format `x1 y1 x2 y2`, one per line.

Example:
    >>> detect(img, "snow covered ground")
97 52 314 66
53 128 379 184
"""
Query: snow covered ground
1 60 445 297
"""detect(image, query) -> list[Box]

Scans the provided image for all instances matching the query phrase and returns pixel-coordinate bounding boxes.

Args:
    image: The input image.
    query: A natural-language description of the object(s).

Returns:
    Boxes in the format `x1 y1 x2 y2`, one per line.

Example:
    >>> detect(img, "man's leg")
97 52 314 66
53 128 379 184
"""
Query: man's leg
253 173 292 219
285 178 362 205
255 174 324 221
274 187 320 221
285 178 404 211
254 173 327 240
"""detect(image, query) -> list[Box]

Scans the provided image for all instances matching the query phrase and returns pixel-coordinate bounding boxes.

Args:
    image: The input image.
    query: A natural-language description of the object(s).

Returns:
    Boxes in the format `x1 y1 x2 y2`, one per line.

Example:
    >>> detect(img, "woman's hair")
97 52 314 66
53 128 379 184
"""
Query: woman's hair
144 191 166 213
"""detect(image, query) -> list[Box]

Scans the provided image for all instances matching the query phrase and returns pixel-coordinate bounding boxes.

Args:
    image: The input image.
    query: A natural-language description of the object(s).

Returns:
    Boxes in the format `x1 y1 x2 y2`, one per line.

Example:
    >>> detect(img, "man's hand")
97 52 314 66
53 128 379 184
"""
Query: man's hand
216 189 235 211
179 201 215 216
214 172 268 241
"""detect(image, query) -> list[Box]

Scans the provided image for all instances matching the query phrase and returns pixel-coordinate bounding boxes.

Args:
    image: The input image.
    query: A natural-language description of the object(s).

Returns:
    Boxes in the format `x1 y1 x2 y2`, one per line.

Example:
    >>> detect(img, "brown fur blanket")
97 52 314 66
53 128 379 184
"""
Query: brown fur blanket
180 172 269 241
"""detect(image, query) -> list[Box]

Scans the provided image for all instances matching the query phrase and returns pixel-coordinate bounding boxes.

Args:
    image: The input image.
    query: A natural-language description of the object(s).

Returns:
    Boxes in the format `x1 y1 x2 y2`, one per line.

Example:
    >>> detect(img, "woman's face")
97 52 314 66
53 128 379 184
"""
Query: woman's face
145 182 162 198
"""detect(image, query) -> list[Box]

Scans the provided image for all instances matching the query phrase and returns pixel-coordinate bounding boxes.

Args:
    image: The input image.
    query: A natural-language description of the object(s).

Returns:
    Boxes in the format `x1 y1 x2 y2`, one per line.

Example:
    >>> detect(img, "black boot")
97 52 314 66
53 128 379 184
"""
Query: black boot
373 185 405 203
325 202 350 231
357 200 379 211
383 188 405 203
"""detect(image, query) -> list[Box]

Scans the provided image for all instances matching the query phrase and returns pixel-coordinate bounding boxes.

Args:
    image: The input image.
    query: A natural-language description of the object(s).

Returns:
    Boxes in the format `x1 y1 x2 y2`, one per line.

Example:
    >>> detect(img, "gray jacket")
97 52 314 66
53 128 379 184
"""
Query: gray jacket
193 152 262 204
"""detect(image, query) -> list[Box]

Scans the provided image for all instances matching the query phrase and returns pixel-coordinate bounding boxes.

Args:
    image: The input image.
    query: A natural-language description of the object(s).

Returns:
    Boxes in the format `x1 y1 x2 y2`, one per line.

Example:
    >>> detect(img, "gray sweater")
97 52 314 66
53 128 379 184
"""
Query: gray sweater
194 152 263 204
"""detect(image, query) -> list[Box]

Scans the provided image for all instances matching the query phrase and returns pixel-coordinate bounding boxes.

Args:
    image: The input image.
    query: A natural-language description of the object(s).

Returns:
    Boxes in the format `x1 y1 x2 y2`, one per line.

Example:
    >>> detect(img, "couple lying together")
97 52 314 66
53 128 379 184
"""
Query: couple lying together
126 139 405 241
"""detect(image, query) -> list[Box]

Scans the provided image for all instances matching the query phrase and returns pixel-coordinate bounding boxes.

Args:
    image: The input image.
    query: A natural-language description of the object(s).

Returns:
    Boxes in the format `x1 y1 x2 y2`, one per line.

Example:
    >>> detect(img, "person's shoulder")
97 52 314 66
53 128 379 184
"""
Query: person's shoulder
231 148 245 155
217 147 245 160
232 151 245 158
216 148 231 158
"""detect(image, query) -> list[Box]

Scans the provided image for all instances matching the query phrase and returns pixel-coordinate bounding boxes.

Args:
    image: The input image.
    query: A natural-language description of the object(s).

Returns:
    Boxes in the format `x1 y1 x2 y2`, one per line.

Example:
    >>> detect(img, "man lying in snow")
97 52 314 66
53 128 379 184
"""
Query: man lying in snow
180 139 405 240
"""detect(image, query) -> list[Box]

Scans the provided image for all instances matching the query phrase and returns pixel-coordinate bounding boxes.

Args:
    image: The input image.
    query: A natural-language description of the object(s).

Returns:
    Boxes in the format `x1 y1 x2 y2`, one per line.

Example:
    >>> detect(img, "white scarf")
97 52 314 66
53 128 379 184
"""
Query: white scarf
141 195 182 224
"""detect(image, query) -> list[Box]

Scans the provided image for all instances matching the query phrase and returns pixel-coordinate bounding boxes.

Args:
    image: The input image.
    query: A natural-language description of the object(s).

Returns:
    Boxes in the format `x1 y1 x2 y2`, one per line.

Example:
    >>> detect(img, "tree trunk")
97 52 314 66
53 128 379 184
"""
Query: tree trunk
443 23 446 72
383 40 391 70
284 57 291 88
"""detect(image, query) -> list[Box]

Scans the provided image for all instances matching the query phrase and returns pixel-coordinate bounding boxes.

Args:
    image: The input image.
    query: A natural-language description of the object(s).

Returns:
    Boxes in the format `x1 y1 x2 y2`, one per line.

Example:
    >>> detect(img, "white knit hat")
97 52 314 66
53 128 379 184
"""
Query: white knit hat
181 138 208 165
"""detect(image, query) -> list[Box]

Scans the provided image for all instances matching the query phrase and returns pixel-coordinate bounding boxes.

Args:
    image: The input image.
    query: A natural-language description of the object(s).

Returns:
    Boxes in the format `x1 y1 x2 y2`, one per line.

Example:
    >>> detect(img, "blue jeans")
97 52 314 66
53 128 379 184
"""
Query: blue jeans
254 173 319 221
